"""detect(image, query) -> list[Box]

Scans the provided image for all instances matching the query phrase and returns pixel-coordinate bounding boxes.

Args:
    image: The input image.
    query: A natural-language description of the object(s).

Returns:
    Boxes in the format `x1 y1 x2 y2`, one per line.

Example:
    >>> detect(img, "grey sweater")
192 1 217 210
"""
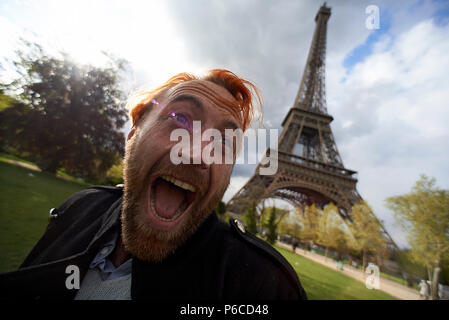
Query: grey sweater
74 268 131 300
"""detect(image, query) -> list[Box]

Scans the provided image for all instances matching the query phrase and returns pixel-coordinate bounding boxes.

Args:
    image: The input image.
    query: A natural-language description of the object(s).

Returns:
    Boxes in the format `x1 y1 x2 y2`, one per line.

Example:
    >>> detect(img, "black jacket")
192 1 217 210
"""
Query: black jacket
0 186 307 300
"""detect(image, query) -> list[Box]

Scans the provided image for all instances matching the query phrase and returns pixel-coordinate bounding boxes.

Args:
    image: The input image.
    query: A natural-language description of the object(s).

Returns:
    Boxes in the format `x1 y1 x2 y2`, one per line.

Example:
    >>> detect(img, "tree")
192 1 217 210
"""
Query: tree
0 89 19 153
262 206 288 245
298 204 321 245
278 209 302 239
0 89 17 112
258 198 267 233
396 249 427 286
332 228 350 261
215 201 227 218
317 203 349 259
385 175 449 300
266 207 277 244
347 201 386 271
0 41 128 180
242 201 258 234
104 158 124 186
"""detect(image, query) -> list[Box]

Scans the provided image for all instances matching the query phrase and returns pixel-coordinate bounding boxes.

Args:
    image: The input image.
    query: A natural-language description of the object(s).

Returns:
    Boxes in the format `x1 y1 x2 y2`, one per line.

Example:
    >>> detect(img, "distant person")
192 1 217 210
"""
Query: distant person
0 69 307 300
337 261 344 271
419 280 429 299
438 283 444 300
406 275 414 288
292 240 298 253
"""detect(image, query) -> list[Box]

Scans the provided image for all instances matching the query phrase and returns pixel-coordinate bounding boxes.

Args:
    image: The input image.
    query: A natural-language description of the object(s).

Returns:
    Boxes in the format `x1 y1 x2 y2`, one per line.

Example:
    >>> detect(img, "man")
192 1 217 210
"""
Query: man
0 69 307 300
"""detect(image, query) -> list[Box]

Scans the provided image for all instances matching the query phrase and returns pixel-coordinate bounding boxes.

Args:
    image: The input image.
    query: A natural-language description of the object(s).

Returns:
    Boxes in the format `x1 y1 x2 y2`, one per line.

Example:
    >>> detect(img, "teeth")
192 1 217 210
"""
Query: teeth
161 175 196 192
150 185 189 222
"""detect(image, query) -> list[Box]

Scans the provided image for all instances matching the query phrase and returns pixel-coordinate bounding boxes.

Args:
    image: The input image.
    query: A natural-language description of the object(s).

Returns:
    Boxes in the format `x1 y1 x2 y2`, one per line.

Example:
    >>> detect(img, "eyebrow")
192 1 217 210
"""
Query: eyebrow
171 94 205 114
171 93 239 130
220 119 239 131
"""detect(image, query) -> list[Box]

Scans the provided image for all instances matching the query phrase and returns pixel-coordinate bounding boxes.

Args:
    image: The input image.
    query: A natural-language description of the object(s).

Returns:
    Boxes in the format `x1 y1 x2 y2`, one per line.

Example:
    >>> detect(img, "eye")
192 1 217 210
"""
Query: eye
168 112 192 130
222 136 235 155
221 136 236 161
222 136 231 146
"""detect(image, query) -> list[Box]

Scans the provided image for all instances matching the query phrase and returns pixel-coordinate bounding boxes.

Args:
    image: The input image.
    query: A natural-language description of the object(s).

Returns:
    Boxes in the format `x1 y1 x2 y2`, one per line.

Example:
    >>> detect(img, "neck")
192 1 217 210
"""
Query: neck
111 235 131 268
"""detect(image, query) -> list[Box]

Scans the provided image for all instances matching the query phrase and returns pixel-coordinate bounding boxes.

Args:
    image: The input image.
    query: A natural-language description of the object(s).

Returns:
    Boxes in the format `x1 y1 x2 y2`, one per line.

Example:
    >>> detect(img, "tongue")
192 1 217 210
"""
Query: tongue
153 178 187 219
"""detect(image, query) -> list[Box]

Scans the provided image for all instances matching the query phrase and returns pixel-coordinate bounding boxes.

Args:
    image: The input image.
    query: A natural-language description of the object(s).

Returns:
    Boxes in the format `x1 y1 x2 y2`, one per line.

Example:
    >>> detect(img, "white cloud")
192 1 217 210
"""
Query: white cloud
1 0 204 88
330 18 449 248
223 175 250 204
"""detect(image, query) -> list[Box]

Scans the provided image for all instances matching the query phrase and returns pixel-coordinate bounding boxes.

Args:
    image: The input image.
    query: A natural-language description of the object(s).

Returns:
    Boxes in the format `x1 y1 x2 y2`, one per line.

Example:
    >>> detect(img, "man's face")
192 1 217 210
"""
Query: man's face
121 80 241 262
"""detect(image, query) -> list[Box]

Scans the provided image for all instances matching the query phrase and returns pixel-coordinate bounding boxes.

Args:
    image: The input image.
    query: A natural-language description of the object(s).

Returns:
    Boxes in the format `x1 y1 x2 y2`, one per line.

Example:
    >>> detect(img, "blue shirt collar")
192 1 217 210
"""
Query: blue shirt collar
90 229 132 281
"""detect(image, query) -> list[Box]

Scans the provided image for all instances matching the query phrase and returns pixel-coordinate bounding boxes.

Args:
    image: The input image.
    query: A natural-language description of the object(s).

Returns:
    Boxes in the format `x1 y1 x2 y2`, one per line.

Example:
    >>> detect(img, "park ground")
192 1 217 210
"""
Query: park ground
275 242 420 300
0 156 399 299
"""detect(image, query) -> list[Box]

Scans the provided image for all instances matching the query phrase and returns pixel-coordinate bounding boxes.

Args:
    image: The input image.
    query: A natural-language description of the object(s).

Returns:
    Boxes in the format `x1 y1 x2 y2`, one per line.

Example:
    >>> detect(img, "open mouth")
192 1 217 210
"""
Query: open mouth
149 175 197 224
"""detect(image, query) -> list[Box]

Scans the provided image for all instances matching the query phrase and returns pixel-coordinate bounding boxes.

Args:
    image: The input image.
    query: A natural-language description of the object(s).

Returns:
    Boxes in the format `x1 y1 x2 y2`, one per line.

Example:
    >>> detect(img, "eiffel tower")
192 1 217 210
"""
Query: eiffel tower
227 4 397 248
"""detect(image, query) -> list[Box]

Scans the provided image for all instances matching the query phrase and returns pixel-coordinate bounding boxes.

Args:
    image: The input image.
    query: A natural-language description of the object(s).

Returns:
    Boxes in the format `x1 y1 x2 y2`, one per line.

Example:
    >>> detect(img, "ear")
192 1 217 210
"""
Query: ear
127 127 136 140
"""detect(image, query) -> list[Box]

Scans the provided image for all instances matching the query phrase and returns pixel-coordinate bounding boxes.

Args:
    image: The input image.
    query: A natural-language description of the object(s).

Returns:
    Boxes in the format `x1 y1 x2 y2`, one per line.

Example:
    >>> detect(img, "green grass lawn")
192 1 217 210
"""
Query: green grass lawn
300 244 415 289
0 160 90 272
273 245 397 300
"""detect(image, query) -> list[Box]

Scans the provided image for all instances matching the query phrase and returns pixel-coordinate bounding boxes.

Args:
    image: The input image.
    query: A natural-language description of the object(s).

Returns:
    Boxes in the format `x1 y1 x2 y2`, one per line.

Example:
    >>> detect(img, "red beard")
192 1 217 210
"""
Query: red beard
120 136 229 262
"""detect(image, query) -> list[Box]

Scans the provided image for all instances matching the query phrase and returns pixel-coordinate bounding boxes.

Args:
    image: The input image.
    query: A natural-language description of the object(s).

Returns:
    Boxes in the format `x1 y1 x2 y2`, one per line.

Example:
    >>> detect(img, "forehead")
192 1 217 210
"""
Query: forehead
161 80 241 126
166 79 237 103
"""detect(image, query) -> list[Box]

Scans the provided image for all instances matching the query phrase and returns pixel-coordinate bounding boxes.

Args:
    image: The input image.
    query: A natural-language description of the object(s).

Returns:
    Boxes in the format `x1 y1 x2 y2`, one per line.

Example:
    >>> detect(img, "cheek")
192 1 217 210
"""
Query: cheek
210 164 233 191
129 126 173 176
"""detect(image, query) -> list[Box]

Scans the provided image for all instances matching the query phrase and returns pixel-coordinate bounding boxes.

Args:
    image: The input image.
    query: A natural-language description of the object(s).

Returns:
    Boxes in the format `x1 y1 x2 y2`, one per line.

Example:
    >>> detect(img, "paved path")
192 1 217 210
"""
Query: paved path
277 241 421 300
2 158 85 184
2 158 41 172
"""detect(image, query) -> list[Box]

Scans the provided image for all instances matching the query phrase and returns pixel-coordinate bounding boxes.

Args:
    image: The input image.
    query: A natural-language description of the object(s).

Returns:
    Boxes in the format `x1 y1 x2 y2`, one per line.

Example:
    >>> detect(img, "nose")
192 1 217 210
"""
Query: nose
177 139 210 170
191 140 211 170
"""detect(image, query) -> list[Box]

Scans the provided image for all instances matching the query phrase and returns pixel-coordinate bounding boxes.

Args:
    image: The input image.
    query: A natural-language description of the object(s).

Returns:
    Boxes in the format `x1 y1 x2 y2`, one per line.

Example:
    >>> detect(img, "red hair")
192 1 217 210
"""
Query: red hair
127 69 262 131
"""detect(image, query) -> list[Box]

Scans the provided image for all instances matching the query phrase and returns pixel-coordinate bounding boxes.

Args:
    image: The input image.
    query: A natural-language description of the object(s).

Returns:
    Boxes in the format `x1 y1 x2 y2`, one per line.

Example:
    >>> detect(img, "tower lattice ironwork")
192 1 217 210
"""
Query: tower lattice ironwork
227 4 397 248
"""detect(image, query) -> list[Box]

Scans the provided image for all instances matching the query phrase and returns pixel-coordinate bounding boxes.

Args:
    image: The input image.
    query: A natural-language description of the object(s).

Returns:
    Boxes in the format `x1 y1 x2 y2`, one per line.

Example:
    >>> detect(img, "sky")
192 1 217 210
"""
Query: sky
1 0 449 249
